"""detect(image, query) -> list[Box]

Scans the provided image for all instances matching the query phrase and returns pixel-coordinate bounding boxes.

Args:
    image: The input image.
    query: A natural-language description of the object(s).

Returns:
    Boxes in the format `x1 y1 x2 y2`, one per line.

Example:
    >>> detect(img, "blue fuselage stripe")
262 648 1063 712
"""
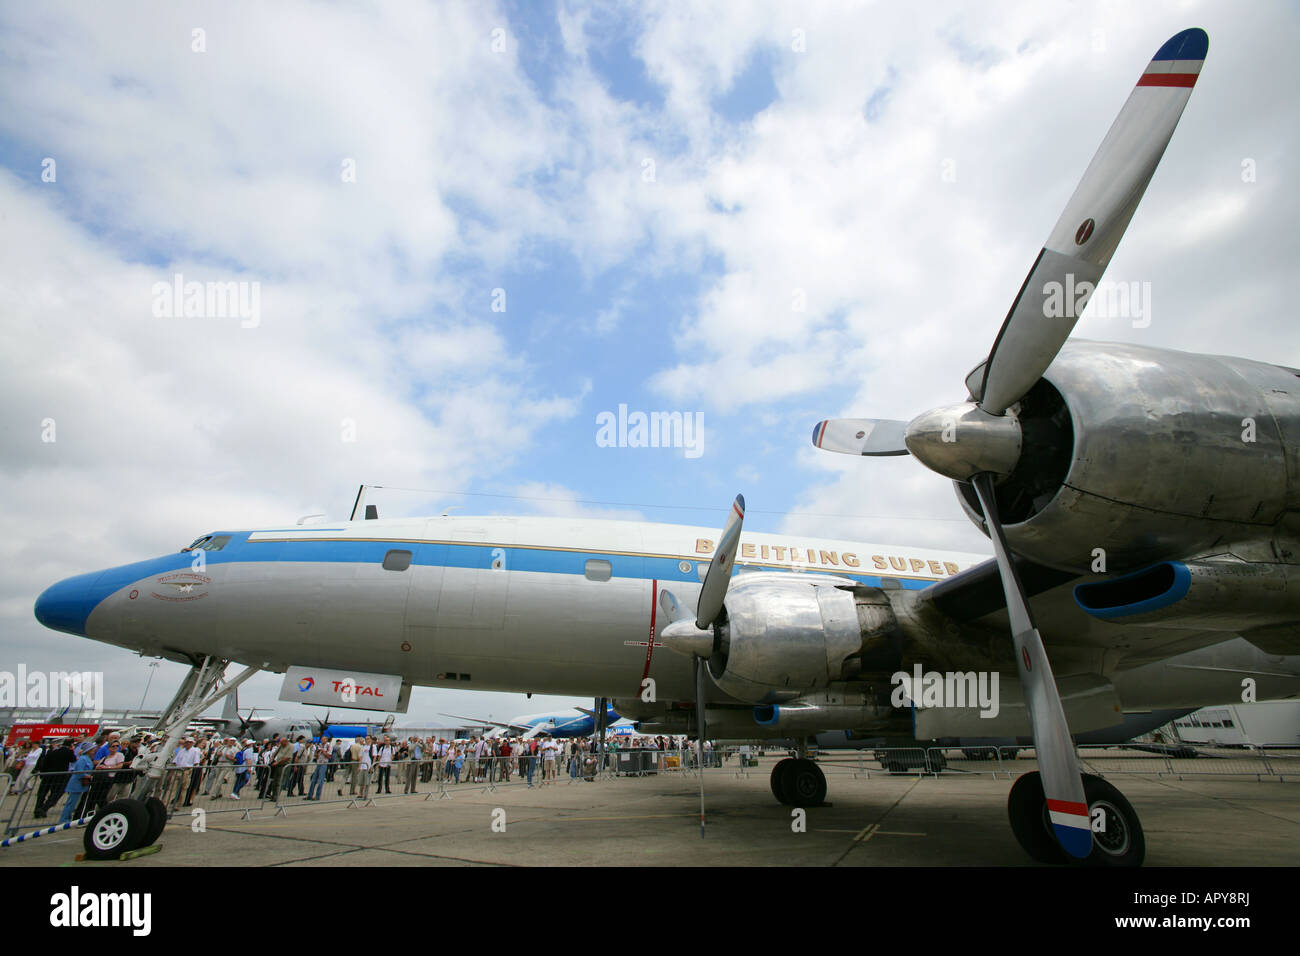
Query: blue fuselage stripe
113 533 938 591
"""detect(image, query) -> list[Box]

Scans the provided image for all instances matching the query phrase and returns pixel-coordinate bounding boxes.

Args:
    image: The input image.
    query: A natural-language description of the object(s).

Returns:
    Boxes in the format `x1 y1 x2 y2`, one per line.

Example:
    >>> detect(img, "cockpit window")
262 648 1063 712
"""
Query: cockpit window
185 534 232 552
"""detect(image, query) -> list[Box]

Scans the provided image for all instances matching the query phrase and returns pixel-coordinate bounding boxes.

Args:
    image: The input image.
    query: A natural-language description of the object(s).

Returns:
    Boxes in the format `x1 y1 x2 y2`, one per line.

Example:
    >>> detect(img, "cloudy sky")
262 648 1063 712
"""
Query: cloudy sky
2 1 1295 726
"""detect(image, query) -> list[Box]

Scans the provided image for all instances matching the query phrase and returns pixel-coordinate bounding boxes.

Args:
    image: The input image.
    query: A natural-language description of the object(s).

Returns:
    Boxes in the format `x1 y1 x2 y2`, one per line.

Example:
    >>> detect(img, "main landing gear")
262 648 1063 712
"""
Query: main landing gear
1007 771 1145 867
770 758 827 806
770 740 828 807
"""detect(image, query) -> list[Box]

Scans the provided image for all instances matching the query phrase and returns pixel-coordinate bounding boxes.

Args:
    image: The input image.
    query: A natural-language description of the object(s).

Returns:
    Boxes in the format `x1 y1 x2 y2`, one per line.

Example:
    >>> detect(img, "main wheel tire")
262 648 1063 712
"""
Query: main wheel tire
1008 772 1147 867
1007 773 1068 864
1079 773 1145 867
83 799 151 860
770 758 796 804
141 797 168 847
785 759 827 806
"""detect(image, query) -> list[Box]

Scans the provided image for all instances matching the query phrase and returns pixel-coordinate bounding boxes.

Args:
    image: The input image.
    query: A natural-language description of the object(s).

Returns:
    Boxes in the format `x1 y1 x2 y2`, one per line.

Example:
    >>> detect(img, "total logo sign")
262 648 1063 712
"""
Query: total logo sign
279 665 402 713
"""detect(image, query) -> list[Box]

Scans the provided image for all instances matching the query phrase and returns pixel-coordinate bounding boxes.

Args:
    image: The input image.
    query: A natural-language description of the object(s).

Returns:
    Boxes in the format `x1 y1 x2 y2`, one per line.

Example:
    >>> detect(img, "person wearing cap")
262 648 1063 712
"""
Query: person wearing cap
305 737 331 800
232 739 256 798
58 748 96 825
168 737 201 808
266 737 294 802
208 737 238 800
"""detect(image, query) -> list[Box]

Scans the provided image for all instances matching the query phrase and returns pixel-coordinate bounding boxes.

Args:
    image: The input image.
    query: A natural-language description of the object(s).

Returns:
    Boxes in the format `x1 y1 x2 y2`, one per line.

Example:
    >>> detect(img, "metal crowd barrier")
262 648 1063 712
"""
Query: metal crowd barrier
1075 745 1299 781
5 766 152 836
816 745 1299 782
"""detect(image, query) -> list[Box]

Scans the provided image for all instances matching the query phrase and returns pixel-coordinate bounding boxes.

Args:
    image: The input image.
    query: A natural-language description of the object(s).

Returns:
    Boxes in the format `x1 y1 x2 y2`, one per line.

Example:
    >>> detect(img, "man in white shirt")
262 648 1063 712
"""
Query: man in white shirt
209 737 238 799
356 741 373 799
376 738 394 794
542 738 558 781
169 738 201 808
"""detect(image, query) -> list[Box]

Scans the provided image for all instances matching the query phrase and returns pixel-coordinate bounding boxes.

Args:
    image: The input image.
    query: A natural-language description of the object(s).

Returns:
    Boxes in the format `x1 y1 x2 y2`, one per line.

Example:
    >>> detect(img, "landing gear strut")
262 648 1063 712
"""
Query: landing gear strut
1007 771 1145 866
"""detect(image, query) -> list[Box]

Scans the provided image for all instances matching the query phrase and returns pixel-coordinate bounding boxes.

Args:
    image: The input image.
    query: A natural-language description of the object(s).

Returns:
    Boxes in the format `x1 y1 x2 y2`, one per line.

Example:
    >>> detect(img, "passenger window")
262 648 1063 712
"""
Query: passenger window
585 559 612 582
382 549 413 571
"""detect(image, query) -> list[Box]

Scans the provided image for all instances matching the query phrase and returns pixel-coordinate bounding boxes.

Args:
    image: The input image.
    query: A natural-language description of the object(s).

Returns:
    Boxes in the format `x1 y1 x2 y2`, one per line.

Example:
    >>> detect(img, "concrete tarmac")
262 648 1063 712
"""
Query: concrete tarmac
3 755 1298 866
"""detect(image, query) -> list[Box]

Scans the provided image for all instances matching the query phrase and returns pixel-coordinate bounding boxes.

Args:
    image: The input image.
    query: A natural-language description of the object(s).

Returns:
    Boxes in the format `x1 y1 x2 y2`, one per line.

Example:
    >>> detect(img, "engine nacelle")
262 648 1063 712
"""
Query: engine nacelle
705 573 896 703
956 341 1300 573
752 694 894 734
1074 559 1300 631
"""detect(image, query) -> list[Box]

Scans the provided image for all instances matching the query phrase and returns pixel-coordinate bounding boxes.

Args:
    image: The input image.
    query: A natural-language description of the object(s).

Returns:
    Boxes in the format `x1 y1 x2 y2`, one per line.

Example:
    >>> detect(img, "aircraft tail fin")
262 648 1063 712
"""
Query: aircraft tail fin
221 687 239 725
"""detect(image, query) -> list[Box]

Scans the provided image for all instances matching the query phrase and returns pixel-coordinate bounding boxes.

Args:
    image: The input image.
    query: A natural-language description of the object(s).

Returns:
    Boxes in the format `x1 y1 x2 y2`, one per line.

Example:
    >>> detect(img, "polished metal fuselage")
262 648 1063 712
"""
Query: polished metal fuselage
76 517 983 706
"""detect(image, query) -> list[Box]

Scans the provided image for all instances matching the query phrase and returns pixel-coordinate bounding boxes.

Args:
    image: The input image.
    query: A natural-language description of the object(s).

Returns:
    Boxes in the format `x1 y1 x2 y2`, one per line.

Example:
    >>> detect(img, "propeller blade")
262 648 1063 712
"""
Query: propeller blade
976 27 1208 415
812 419 909 457
696 494 744 628
971 473 1092 858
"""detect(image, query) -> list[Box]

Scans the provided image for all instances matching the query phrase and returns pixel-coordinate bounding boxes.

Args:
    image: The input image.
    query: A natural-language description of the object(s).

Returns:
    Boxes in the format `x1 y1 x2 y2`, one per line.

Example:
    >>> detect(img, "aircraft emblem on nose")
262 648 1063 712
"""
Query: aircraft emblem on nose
150 572 211 602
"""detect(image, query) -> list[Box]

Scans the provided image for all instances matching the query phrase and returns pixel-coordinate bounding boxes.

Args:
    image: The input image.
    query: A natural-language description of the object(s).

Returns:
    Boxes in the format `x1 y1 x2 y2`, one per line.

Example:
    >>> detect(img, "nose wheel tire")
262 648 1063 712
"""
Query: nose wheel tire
141 796 169 847
83 799 151 860
1007 771 1145 867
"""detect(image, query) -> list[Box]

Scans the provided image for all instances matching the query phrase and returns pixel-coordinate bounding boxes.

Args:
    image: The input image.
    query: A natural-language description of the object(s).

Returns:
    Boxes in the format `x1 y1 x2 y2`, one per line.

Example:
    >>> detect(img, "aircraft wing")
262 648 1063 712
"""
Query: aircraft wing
439 712 532 734
916 556 1244 669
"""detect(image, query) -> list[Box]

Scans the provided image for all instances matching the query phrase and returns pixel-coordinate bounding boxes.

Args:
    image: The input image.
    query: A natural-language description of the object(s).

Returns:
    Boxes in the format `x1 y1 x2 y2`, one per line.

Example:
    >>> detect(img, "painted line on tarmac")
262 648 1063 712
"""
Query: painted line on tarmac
832 776 923 865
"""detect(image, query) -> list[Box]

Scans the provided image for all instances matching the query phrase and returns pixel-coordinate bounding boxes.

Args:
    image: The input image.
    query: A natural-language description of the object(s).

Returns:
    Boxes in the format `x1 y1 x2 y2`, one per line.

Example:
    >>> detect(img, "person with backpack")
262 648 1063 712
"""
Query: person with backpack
232 740 255 799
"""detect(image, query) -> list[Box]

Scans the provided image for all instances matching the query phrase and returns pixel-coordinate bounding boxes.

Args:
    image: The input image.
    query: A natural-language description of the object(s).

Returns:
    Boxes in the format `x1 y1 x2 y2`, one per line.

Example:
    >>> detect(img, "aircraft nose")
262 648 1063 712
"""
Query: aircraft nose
34 570 108 637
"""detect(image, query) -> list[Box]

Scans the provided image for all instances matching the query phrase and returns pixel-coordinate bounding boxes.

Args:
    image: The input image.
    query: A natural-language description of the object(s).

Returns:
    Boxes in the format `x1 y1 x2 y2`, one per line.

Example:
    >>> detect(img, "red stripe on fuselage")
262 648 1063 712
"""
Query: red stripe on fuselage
1137 73 1197 88
639 579 659 692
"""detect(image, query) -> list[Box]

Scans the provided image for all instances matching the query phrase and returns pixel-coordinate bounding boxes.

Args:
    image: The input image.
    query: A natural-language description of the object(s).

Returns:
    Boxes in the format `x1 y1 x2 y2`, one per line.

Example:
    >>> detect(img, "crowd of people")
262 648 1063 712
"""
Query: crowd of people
4 730 711 824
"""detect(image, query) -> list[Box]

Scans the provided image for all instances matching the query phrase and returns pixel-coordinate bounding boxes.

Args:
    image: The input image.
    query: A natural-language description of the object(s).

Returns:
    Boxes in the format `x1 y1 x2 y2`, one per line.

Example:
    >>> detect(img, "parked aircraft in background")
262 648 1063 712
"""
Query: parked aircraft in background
440 703 629 739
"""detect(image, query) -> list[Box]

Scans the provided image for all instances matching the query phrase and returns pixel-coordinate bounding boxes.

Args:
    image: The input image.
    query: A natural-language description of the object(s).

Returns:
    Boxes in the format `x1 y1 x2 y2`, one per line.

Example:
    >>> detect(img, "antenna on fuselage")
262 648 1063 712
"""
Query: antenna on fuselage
350 485 378 521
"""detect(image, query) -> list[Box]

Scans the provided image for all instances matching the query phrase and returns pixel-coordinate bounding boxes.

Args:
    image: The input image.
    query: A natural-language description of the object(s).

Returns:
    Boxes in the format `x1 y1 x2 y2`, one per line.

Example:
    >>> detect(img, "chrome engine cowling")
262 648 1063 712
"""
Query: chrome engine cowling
704 573 896 703
956 341 1300 573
